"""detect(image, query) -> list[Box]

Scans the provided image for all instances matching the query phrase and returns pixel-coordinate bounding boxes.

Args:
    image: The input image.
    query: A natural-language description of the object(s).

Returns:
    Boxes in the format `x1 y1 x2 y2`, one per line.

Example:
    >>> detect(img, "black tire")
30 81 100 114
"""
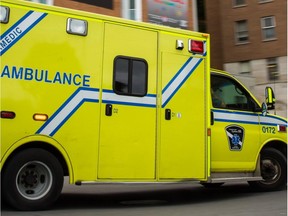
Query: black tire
1 148 64 210
248 148 287 191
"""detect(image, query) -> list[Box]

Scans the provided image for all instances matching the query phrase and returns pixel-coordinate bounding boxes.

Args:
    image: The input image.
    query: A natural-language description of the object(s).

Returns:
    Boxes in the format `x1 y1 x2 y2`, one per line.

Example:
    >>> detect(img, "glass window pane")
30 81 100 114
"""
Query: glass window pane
211 75 251 110
132 60 147 96
113 56 148 97
267 58 279 80
264 28 276 39
236 20 248 42
240 61 250 74
114 58 129 94
130 0 135 9
264 17 273 26
261 16 276 40
234 0 245 6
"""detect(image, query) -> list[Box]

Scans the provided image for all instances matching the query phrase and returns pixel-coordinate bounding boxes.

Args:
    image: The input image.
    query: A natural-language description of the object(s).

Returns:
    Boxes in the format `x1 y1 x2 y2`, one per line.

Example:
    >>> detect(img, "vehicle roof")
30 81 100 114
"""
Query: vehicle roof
211 68 231 76
3 0 209 39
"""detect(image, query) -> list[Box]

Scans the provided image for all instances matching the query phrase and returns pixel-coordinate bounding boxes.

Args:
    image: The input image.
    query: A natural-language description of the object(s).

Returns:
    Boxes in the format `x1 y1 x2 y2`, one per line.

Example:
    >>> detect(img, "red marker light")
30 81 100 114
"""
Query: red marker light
189 39 204 54
278 125 287 132
1 111 16 119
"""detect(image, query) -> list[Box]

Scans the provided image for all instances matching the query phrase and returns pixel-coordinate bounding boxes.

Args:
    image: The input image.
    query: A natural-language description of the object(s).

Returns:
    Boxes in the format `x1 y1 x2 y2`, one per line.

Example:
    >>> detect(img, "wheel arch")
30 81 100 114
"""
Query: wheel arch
261 140 287 158
1 138 72 180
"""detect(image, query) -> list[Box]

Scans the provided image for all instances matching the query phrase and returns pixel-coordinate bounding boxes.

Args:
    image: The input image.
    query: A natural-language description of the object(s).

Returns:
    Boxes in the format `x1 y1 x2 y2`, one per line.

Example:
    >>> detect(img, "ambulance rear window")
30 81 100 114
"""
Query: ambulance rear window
113 56 148 97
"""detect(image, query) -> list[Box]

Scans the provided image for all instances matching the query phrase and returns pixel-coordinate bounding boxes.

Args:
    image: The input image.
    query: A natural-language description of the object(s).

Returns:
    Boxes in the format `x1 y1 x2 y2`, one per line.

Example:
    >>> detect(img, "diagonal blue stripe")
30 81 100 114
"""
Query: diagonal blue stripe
36 87 99 135
162 57 193 94
0 11 47 56
162 58 203 108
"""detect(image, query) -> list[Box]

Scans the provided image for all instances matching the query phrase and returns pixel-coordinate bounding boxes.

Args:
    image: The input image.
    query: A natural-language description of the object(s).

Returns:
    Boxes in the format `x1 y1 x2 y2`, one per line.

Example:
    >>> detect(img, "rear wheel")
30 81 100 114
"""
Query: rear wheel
2 148 64 210
249 148 287 191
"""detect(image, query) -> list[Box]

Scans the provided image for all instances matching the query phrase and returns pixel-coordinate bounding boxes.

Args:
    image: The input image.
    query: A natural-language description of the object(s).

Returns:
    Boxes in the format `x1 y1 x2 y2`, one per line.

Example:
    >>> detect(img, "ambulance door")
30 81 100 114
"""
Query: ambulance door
210 73 261 172
159 52 207 179
98 23 157 179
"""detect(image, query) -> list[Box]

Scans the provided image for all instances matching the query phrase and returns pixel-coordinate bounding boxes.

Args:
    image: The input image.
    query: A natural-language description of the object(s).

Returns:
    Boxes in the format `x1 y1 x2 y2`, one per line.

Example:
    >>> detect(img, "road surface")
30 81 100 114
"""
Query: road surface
1 179 287 216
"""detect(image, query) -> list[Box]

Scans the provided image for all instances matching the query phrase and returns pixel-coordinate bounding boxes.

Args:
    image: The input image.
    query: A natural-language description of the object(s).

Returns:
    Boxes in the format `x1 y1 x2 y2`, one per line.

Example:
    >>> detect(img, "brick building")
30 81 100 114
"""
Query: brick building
205 0 287 117
48 0 198 31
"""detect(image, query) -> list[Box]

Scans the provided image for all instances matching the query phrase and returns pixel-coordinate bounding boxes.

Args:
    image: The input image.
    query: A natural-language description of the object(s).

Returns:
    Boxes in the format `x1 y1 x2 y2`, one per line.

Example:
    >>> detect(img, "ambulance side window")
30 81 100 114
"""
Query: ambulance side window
211 74 259 111
113 56 148 97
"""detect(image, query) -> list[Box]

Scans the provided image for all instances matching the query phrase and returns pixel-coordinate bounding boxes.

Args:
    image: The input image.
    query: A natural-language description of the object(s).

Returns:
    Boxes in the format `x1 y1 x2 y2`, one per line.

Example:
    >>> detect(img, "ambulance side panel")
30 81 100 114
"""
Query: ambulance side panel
158 32 209 180
98 23 158 179
0 2 104 182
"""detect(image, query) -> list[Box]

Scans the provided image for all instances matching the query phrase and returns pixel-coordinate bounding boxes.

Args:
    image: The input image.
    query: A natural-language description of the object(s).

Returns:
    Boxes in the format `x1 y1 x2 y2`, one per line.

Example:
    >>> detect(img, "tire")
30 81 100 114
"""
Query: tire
248 148 287 191
1 148 64 210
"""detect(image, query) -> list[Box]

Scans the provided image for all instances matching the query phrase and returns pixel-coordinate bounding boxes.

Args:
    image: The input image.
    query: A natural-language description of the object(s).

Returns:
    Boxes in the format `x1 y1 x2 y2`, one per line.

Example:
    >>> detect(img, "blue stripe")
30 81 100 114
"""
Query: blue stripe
262 114 288 124
212 109 258 117
50 98 99 136
215 119 287 127
0 11 47 56
213 109 287 126
36 87 99 135
215 118 260 125
162 58 203 108
102 89 156 107
102 89 156 98
1 11 33 38
102 100 156 108
162 57 193 94
260 122 286 127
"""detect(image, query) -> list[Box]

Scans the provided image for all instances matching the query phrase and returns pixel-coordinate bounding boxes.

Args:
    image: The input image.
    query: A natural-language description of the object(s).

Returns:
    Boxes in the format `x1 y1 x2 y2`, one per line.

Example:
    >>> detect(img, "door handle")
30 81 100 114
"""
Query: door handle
165 109 171 120
211 111 214 125
105 104 112 116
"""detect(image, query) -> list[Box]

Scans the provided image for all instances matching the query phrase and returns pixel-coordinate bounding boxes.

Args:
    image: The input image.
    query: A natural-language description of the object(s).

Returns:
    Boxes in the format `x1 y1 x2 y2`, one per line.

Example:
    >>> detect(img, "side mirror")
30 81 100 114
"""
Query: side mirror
265 87 275 110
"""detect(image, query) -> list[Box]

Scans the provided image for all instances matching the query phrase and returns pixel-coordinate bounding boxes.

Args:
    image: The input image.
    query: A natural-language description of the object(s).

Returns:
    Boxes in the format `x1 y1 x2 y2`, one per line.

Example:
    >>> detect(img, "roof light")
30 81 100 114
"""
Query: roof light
188 39 204 54
0 6 10 23
67 18 88 36
1 111 15 119
33 113 48 121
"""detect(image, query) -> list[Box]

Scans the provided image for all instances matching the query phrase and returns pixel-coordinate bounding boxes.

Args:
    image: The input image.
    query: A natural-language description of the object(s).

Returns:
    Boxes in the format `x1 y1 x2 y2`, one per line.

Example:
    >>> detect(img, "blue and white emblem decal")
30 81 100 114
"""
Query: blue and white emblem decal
225 125 244 151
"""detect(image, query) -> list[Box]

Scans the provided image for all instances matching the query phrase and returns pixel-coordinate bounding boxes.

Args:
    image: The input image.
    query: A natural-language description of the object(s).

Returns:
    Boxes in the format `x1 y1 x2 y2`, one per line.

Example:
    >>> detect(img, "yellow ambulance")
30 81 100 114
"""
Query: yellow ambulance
0 0 287 210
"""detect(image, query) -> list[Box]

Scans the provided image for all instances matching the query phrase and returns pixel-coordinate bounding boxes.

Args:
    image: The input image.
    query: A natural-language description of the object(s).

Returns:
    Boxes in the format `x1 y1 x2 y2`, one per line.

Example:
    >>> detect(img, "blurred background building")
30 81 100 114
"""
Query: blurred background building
204 0 287 118
27 0 287 117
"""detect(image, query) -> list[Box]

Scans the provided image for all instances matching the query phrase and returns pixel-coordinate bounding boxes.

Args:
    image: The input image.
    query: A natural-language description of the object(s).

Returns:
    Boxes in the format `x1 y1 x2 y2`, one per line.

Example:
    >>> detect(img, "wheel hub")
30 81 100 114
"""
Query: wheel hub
21 170 38 188
261 159 280 182
16 161 53 200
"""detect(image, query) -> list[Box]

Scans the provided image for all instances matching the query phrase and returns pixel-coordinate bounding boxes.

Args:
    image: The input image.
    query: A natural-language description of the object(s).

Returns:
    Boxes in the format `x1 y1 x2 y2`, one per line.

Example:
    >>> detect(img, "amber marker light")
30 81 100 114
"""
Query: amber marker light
33 114 48 121
207 128 211 136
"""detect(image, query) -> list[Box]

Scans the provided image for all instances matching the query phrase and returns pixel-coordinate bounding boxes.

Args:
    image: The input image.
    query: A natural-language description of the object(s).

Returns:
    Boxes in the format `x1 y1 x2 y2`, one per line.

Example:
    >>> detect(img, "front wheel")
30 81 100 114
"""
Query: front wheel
1 148 64 210
249 148 287 191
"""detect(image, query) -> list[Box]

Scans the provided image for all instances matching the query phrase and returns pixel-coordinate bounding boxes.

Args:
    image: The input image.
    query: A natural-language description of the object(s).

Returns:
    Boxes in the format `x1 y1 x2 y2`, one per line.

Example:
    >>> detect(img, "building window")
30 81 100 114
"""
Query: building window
267 58 279 81
259 0 273 3
235 20 249 43
261 16 276 40
128 0 136 20
122 0 142 21
233 0 246 7
113 56 148 96
239 61 251 74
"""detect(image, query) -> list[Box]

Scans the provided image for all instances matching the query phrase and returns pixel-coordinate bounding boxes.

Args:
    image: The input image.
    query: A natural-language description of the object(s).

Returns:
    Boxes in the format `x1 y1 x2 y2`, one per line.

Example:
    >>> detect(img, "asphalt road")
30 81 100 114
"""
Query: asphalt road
1 179 287 216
